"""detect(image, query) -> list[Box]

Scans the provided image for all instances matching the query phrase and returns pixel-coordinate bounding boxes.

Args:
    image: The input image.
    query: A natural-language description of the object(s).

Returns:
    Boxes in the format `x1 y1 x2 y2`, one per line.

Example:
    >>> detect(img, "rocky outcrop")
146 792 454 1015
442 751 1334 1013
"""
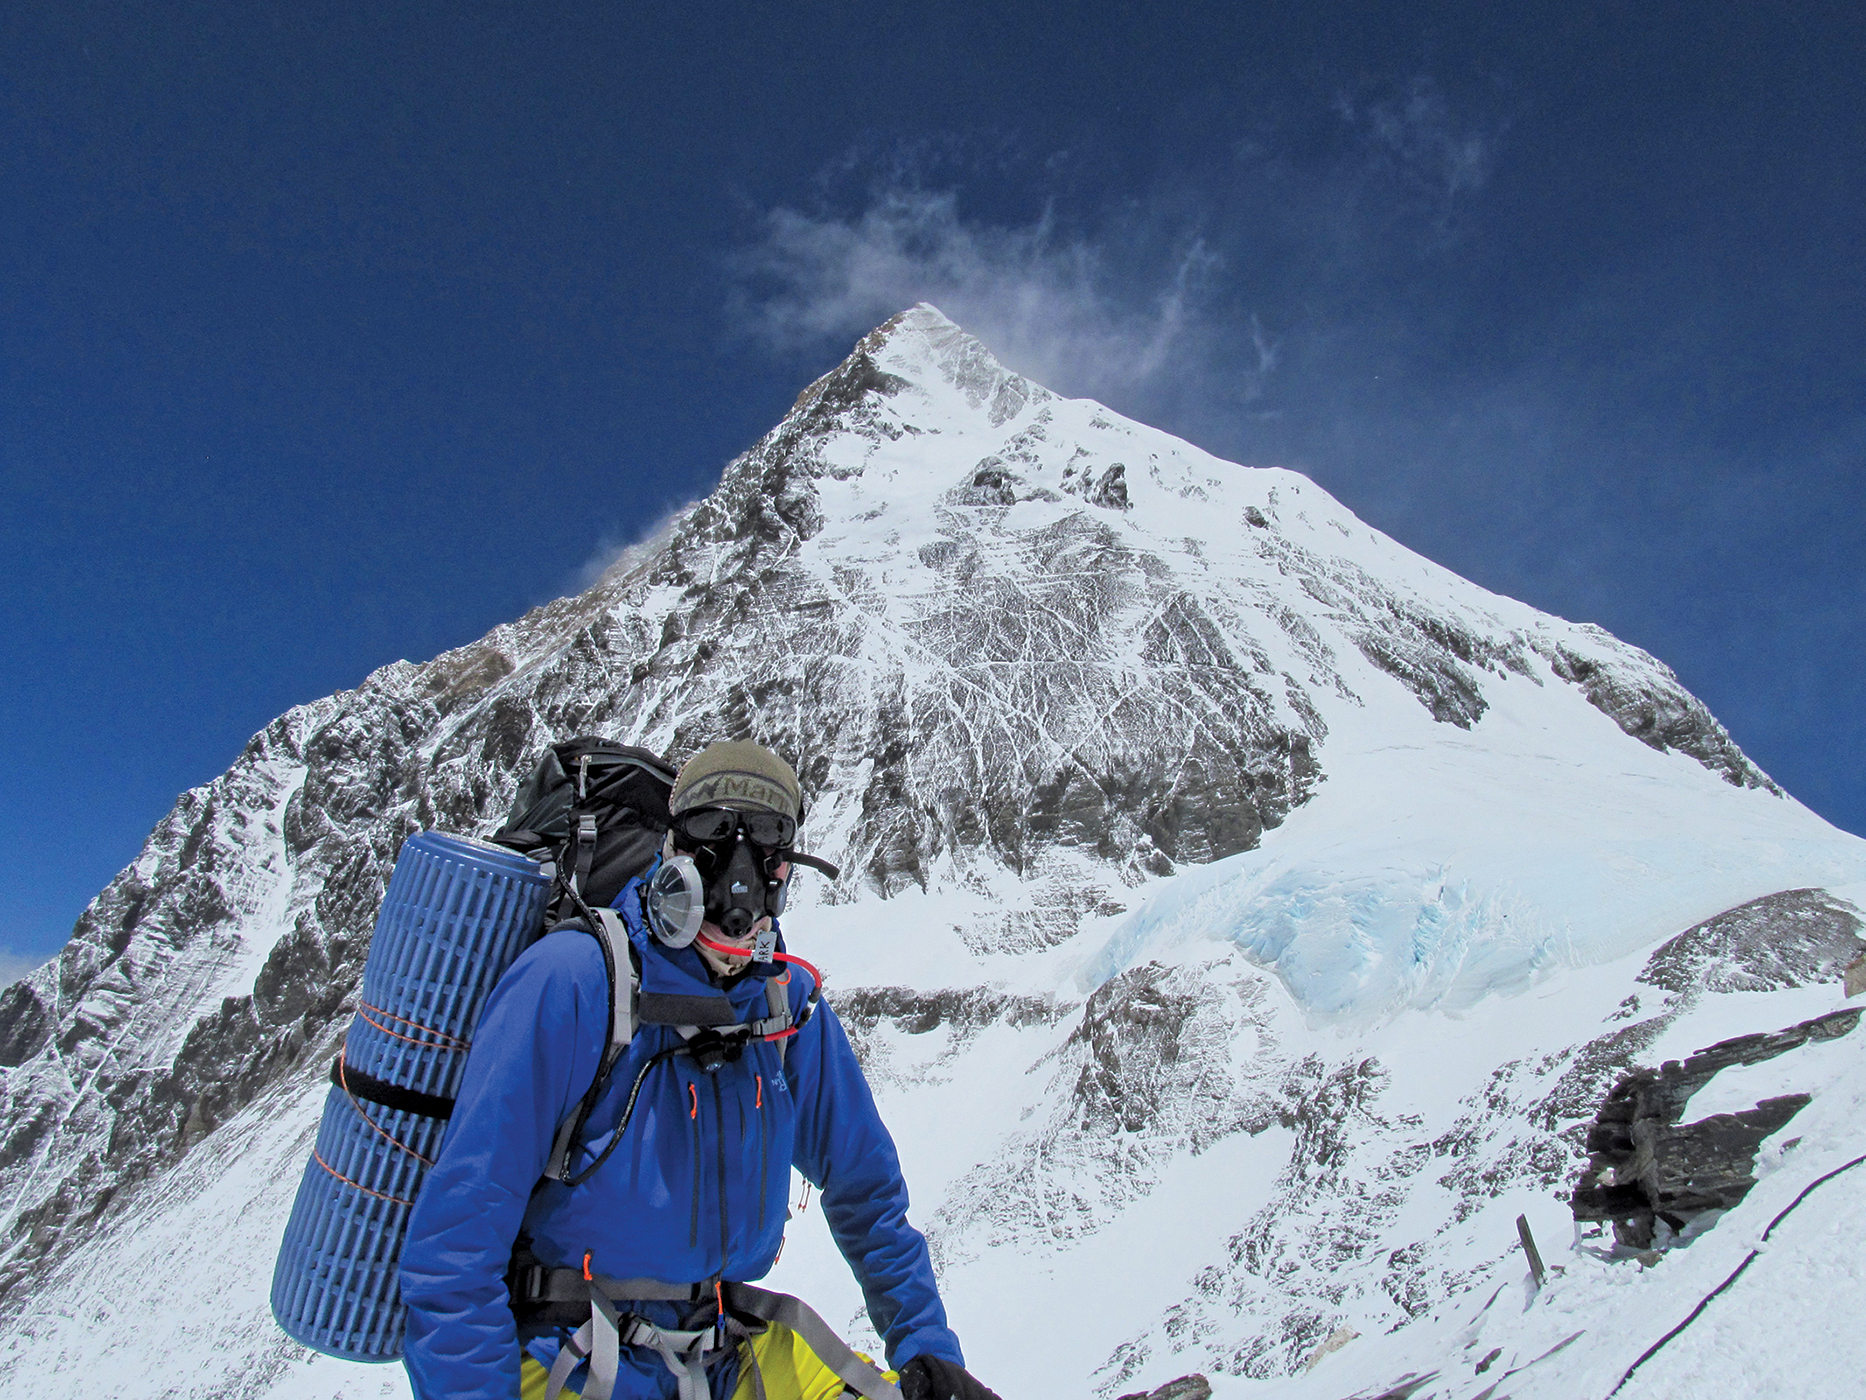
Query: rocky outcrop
1639 887 1865 998
1545 631 1778 790
1117 1375 1211 1400
1571 1008 1861 1246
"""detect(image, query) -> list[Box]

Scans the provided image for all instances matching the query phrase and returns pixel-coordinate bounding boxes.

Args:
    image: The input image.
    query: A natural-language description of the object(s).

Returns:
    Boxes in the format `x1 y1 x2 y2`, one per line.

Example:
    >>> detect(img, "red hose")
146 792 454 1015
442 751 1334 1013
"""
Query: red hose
693 936 824 1037
771 948 823 989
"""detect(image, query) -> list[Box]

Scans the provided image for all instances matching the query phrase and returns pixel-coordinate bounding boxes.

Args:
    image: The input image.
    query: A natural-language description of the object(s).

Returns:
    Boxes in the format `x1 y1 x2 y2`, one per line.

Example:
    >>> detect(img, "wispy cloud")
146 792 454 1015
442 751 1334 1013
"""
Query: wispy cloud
1343 79 1496 193
730 187 1224 409
560 499 697 599
1336 77 1501 236
727 78 1505 429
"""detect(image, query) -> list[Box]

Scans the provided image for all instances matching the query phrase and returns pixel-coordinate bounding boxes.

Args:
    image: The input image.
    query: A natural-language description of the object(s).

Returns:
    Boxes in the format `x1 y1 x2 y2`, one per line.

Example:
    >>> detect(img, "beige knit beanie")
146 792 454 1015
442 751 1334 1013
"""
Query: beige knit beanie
668 740 802 820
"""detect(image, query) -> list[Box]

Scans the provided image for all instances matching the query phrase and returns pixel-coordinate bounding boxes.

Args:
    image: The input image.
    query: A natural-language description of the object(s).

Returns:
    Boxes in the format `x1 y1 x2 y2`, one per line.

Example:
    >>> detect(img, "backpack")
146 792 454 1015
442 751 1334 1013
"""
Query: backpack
272 741 808 1361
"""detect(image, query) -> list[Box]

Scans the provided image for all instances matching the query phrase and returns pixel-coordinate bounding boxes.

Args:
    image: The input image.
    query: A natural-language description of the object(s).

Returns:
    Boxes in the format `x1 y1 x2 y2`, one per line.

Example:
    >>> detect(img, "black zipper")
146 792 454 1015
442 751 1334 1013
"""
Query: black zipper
712 1077 730 1276
757 1067 769 1232
688 1081 701 1249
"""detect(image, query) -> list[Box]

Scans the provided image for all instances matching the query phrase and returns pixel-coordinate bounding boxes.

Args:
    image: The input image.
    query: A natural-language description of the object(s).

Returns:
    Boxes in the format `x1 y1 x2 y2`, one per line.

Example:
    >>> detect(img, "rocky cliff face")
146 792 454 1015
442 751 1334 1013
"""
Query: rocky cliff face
0 306 1857 1400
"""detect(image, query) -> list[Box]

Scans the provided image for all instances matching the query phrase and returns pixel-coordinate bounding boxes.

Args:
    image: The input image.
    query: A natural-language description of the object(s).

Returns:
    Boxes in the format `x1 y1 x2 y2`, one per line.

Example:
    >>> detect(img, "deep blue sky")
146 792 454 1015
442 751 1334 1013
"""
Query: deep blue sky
4 2 1862 973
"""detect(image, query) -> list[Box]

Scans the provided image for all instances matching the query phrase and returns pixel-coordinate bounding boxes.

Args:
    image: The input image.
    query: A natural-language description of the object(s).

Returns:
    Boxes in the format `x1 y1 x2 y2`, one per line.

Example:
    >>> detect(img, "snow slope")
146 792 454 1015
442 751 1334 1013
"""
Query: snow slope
2 305 1863 1399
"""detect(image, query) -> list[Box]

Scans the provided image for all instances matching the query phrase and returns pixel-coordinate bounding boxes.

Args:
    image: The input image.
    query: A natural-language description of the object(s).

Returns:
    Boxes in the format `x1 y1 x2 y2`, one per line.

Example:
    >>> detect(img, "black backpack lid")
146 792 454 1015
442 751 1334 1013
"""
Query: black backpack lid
497 738 677 845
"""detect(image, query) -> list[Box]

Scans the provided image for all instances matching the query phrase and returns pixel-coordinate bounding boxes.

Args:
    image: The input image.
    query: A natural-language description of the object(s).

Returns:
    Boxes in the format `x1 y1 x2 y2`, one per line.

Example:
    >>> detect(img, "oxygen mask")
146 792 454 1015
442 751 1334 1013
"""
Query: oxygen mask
643 804 842 959
641 808 793 957
706 834 779 939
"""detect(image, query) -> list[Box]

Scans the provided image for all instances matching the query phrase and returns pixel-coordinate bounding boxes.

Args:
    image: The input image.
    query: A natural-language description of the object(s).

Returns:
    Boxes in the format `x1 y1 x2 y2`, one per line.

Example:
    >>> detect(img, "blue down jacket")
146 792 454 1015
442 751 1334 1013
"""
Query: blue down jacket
400 878 962 1400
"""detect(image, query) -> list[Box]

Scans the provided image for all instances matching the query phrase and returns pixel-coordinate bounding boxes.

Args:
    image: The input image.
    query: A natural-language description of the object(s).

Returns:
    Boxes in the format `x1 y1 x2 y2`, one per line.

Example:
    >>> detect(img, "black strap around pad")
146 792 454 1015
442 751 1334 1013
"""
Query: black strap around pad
331 1056 457 1120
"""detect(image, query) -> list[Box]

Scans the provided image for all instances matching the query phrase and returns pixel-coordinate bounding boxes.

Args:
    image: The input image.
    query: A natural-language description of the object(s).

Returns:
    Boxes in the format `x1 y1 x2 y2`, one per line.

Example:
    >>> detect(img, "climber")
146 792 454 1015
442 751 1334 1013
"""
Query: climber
399 740 1002 1400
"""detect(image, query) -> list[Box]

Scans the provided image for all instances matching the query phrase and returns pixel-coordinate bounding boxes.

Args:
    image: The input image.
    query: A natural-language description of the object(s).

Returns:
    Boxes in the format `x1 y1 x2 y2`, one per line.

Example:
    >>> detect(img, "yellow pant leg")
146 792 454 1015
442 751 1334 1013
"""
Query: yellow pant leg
729 1324 897 1400
517 1326 896 1400
520 1352 572 1400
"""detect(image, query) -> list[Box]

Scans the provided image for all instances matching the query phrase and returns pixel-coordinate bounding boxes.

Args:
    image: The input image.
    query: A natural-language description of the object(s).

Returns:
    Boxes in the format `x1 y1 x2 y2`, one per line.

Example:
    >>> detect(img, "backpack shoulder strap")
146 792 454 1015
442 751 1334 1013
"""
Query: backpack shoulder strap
765 974 792 1067
587 907 639 1052
541 909 639 1183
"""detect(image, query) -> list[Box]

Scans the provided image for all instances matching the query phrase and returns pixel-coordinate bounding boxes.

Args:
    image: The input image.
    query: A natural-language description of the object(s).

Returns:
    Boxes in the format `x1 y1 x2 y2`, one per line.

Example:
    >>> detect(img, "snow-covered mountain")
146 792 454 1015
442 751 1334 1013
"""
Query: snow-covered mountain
3 305 1864 1399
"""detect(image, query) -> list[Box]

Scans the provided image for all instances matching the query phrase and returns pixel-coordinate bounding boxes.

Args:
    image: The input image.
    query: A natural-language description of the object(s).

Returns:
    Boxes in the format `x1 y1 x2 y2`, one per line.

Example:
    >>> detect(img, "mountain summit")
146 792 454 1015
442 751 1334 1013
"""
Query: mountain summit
3 308 1864 1397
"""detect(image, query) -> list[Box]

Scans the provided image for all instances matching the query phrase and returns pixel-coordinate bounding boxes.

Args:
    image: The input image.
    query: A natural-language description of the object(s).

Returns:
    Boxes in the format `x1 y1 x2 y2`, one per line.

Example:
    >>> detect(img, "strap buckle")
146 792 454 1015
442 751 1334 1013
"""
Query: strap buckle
685 1027 750 1074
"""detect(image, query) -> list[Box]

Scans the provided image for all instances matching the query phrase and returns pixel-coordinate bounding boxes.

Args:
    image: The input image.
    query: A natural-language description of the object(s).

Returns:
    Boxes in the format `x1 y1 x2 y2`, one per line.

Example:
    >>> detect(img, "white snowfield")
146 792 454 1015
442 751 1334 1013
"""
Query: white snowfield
3 306 1864 1400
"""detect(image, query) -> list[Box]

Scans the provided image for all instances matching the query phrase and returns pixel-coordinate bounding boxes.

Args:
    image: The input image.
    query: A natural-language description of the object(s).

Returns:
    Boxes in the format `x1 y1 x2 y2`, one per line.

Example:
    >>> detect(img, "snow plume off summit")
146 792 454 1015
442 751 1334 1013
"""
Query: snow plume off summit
3 305 1865 1397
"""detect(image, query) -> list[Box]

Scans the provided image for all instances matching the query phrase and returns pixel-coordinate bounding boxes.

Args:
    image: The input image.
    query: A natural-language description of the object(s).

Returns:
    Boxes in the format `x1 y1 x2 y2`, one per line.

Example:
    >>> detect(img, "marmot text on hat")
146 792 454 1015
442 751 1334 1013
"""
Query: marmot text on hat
669 740 802 821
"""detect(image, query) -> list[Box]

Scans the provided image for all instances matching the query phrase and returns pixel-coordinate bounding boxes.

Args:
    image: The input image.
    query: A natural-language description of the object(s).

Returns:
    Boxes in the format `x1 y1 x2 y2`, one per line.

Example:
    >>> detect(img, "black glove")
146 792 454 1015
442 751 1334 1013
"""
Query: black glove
899 1354 1003 1400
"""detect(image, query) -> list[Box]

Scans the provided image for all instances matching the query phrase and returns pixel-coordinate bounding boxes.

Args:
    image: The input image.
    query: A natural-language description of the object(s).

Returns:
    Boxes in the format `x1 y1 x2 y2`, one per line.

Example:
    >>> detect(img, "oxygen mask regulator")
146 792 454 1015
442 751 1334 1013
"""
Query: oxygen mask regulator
642 853 706 948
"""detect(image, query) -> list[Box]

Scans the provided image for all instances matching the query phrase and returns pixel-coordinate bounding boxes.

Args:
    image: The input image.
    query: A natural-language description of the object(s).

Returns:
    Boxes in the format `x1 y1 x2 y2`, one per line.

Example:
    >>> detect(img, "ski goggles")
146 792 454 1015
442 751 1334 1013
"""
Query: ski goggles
673 807 797 850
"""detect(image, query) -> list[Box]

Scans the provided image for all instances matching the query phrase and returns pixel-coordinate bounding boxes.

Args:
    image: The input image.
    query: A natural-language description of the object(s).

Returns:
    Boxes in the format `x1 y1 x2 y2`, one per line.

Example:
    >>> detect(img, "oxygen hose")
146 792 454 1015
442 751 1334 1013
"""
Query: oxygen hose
694 934 824 1034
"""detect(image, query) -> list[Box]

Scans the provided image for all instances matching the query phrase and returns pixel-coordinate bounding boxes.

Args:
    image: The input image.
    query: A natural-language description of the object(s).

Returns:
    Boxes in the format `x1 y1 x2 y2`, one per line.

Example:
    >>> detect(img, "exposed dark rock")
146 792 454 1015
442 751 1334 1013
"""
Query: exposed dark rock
929 958 1286 1294
420 643 517 711
1641 1095 1809 1211
1546 639 1778 790
1639 888 1865 998
790 349 910 423
1538 1016 1675 1131
1355 634 1487 728
1339 1375 1439 1400
1116 1374 1212 1400
831 986 1063 1078
949 462 1024 507
832 986 1057 1039
1090 462 1131 509
1073 964 1211 1136
1571 1008 1859 1246
0 1100 59 1175
0 984 51 1068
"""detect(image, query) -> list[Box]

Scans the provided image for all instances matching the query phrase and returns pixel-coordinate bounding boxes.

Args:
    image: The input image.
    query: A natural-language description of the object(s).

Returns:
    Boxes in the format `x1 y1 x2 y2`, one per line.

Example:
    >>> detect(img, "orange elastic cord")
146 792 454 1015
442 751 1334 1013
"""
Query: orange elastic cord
354 1001 470 1052
755 1075 763 1109
311 1148 416 1207
583 1251 593 1282
354 1006 469 1053
688 1083 699 1119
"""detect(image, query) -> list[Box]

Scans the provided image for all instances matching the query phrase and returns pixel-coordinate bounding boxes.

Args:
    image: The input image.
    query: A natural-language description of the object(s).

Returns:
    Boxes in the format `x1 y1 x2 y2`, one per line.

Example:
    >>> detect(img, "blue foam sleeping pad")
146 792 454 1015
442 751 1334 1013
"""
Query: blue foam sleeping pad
270 831 550 1361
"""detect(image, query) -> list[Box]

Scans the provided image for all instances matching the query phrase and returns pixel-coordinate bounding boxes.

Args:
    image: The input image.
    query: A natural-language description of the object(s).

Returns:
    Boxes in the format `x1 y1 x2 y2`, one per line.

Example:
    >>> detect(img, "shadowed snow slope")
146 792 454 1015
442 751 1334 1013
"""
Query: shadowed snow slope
2 305 1863 1398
